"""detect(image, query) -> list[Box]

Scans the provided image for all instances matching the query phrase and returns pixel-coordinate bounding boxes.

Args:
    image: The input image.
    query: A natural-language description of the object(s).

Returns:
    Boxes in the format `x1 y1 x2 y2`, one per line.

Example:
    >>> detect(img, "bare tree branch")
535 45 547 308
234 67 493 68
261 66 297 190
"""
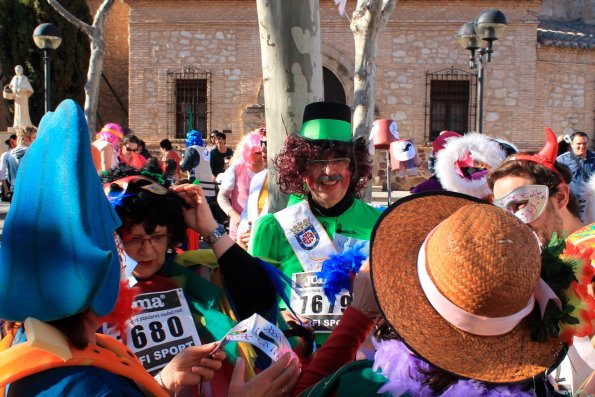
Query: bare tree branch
93 0 116 30
47 0 116 134
380 0 397 21
46 0 93 36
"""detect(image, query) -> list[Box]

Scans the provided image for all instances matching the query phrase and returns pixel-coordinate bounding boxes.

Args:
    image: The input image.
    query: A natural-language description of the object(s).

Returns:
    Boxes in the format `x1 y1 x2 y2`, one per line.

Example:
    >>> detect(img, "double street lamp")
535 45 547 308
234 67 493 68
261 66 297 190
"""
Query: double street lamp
33 23 62 114
457 9 507 134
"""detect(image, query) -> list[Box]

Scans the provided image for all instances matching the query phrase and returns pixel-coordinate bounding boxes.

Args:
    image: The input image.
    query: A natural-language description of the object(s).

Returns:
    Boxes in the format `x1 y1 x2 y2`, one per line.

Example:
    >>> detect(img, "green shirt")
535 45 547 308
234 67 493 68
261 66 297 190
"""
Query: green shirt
249 197 381 289
298 360 392 397
249 198 381 344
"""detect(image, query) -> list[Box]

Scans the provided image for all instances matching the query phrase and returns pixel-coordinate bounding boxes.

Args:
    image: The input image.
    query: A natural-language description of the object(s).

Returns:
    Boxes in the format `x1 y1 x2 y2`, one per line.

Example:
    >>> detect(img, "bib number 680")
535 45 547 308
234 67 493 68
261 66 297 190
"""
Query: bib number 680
131 316 184 349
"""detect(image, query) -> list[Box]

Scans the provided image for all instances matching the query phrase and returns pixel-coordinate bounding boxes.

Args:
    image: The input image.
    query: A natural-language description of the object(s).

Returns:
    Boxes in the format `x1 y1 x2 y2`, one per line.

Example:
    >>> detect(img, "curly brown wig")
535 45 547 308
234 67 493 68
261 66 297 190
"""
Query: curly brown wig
274 135 372 198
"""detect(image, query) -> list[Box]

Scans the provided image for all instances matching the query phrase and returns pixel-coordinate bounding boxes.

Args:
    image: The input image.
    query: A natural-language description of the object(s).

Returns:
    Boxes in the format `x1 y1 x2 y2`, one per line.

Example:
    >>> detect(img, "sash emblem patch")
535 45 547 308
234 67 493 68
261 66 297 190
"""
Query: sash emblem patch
291 219 319 250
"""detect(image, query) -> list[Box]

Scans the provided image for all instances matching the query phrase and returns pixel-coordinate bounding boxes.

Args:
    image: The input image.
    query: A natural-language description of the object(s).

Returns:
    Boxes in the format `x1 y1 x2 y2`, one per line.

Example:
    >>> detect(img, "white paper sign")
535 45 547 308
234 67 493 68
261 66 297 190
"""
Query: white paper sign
102 288 200 375
114 232 138 279
213 313 293 362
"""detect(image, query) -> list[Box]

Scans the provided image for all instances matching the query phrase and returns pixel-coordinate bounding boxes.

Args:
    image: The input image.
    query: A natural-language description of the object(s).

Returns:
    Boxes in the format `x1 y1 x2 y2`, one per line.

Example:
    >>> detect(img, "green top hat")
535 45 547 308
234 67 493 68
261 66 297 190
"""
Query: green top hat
300 101 352 142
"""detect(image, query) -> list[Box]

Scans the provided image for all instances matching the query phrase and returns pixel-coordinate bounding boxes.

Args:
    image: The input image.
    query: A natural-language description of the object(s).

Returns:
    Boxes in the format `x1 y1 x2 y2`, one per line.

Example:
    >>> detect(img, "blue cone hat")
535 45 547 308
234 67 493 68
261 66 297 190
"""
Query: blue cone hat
0 100 122 322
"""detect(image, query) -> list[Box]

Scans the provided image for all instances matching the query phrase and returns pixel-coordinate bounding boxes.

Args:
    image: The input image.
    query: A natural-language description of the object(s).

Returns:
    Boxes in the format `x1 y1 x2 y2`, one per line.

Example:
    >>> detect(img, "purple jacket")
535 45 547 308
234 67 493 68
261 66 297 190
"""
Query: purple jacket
410 175 445 194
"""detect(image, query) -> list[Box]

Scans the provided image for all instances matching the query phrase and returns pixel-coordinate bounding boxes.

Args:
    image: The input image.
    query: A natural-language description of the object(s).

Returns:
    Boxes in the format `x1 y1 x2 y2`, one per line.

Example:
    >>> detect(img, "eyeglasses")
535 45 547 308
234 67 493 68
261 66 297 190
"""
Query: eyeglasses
122 232 168 250
307 158 351 171
103 175 168 198
124 145 138 152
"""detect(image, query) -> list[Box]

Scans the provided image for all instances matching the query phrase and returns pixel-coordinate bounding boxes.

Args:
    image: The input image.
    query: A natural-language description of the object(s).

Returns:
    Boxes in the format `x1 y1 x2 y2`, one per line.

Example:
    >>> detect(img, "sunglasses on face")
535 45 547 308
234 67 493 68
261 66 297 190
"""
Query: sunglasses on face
124 145 138 152
103 175 168 197
307 158 351 171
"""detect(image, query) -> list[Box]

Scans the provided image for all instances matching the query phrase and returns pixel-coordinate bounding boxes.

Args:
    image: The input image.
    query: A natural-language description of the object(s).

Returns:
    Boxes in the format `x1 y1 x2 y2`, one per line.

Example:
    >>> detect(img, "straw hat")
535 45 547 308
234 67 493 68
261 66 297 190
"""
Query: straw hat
370 191 563 383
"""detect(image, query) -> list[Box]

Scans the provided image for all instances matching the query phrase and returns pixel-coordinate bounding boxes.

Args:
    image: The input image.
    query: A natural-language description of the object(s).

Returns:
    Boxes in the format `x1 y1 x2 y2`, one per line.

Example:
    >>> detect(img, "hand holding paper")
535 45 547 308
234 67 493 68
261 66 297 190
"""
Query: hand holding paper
210 313 296 363
158 341 225 396
229 353 300 397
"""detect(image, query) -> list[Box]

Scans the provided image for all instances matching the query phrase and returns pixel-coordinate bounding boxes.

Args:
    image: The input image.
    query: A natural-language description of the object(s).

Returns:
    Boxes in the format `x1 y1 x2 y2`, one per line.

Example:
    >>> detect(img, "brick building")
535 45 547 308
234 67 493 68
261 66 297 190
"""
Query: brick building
89 0 593 187
89 0 593 156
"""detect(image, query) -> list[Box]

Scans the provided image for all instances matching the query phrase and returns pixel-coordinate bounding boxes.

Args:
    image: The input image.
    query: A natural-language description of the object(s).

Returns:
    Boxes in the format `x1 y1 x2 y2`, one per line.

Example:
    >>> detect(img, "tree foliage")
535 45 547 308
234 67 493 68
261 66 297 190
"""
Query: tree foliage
0 0 91 125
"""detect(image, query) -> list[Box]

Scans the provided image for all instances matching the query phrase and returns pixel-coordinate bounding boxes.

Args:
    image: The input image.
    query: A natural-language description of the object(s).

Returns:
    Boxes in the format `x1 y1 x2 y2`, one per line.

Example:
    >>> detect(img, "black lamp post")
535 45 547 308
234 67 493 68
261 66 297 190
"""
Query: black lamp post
33 23 62 114
457 9 507 134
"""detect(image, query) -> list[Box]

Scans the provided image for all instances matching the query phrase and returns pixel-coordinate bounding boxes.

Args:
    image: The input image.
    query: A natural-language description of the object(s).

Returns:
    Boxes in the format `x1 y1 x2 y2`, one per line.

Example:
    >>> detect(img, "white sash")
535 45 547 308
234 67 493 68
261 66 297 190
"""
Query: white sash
274 201 337 272
246 170 269 223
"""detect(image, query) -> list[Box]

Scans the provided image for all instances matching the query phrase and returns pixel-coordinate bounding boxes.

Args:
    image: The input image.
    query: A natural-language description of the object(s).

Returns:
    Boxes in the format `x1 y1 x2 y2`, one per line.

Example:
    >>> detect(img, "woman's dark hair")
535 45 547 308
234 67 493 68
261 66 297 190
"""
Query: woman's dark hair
213 131 226 141
47 310 90 350
122 134 140 146
274 135 372 198
160 139 173 151
102 165 187 248
144 157 163 175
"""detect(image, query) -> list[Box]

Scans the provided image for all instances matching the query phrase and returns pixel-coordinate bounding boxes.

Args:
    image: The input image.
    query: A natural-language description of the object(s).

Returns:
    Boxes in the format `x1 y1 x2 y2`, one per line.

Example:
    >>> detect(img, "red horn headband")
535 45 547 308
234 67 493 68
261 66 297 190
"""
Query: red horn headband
508 128 565 181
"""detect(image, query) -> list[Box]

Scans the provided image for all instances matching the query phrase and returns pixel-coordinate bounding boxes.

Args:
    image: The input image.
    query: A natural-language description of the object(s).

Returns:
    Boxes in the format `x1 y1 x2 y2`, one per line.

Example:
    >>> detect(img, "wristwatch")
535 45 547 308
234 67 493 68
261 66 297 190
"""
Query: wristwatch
204 225 226 246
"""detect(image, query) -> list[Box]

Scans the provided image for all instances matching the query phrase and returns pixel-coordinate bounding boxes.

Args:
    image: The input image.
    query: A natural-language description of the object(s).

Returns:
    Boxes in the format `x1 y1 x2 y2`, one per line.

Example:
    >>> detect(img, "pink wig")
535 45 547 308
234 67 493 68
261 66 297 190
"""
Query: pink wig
98 123 124 147
238 130 263 167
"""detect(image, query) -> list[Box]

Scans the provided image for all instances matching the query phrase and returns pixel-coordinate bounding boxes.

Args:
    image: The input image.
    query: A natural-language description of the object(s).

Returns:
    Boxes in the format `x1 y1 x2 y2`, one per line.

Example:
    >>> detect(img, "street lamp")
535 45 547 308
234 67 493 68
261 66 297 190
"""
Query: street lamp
33 23 62 114
457 9 507 134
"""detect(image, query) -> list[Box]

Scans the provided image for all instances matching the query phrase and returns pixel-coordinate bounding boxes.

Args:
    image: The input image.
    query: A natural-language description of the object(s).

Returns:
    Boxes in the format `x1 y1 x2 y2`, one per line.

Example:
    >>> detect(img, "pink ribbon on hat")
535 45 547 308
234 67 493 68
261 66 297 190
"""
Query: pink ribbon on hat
417 234 561 336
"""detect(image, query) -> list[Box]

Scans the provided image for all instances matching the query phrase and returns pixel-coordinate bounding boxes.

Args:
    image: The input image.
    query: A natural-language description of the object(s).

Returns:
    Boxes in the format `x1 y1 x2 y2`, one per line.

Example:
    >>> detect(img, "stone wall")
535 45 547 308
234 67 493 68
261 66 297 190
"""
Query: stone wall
536 46 595 142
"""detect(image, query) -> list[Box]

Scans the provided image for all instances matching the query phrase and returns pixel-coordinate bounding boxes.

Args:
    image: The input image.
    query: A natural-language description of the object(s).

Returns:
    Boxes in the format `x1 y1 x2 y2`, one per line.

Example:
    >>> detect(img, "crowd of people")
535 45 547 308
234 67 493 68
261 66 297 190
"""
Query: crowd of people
0 99 593 397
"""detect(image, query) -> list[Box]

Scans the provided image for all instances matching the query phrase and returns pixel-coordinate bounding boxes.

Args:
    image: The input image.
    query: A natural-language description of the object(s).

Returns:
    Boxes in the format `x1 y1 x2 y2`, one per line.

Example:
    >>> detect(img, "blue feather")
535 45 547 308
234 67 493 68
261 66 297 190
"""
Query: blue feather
107 191 134 208
317 243 367 303
256 258 305 326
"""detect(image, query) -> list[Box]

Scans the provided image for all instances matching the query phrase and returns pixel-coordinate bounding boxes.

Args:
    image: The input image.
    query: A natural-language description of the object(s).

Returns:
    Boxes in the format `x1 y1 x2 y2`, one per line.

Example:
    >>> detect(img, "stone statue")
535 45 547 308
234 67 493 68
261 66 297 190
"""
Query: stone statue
3 65 34 130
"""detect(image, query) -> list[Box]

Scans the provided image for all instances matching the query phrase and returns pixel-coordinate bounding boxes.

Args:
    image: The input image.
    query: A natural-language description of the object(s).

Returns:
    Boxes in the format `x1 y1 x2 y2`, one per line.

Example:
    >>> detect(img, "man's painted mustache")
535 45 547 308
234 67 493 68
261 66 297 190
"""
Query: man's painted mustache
317 174 343 184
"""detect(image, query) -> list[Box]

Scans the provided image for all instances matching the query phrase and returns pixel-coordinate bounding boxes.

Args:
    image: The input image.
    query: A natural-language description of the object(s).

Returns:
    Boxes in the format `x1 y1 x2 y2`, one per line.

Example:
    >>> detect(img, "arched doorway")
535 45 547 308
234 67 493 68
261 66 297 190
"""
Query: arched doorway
323 67 346 104
246 67 347 132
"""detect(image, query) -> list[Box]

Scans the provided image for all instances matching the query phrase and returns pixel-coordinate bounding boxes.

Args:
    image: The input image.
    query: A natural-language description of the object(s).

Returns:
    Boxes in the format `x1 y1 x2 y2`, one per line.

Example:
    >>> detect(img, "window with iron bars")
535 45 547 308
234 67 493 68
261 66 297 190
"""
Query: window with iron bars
167 67 211 140
425 67 476 142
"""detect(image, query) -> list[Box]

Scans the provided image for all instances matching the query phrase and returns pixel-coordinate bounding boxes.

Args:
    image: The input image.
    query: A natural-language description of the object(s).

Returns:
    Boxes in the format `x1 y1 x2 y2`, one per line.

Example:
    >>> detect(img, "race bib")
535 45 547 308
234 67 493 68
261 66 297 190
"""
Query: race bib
332 233 370 256
290 271 353 333
102 288 201 375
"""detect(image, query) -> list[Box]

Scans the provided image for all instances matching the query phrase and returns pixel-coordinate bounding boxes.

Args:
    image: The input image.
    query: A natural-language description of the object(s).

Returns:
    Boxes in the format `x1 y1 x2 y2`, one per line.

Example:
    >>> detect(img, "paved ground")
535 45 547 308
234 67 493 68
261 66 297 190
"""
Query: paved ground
371 190 410 207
